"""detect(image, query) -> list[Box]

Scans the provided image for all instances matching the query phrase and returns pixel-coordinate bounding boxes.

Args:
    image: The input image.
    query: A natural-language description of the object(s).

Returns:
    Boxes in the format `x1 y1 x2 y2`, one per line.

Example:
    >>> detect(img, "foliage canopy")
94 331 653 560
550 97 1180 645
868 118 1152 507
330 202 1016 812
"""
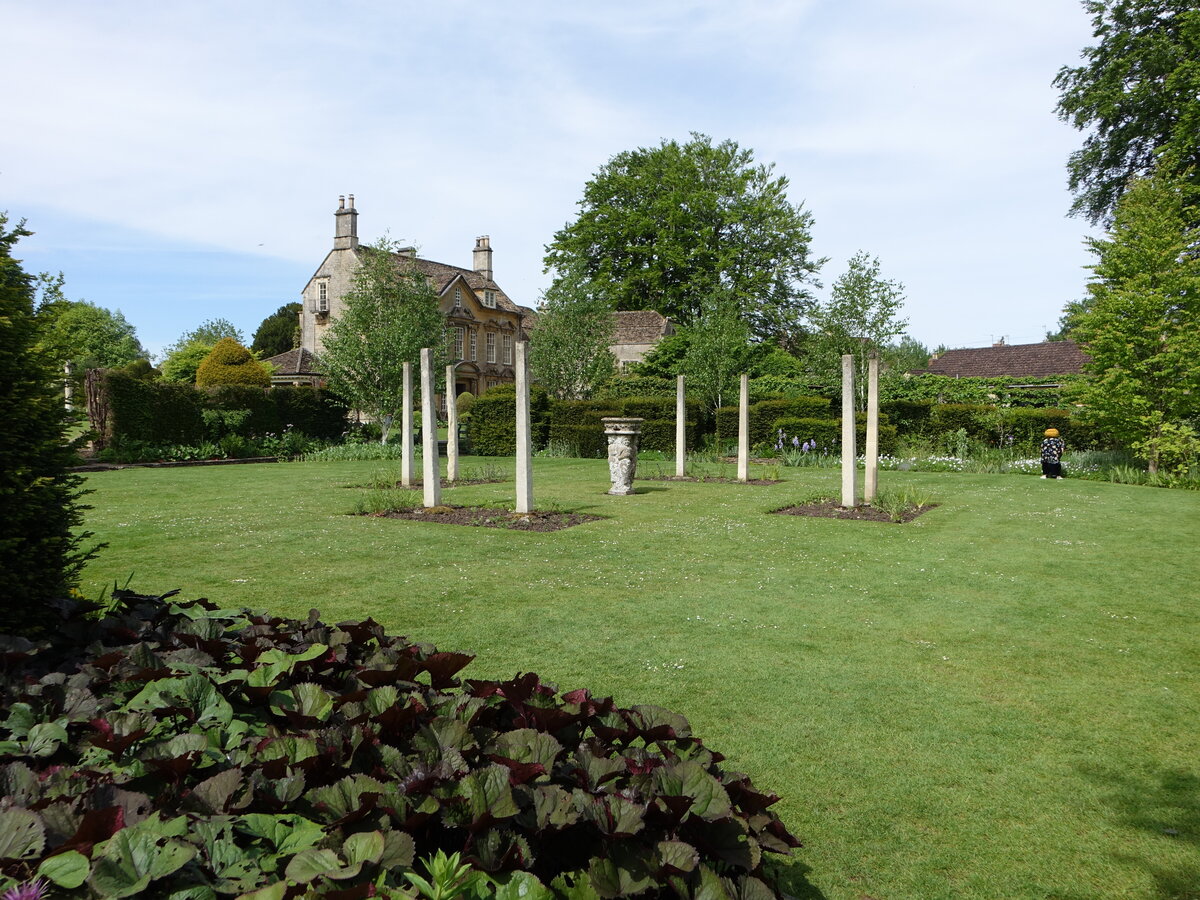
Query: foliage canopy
251 302 302 358
317 239 445 442
195 337 271 388
1054 0 1200 224
528 272 615 401
1074 170 1200 472
544 133 823 345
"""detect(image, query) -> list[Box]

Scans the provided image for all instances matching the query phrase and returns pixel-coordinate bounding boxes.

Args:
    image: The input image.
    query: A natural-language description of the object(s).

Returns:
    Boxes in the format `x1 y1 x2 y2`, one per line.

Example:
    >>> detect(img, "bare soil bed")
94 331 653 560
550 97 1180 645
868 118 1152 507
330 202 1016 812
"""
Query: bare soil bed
365 505 601 531
773 499 938 523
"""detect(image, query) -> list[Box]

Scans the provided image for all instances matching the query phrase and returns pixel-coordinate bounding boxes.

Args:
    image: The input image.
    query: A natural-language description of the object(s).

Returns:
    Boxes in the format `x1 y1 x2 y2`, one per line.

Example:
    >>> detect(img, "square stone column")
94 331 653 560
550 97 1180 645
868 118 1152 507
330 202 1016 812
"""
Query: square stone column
401 362 413 488
445 364 459 483
864 352 880 503
675 375 686 478
515 340 533 514
841 354 858 508
421 349 441 508
737 373 750 483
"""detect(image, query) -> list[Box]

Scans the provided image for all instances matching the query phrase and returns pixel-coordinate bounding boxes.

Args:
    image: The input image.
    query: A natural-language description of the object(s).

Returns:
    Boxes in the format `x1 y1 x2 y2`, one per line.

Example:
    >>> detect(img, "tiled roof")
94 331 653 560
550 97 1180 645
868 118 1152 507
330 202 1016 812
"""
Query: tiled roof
264 347 320 374
613 310 674 345
923 341 1089 378
372 248 525 315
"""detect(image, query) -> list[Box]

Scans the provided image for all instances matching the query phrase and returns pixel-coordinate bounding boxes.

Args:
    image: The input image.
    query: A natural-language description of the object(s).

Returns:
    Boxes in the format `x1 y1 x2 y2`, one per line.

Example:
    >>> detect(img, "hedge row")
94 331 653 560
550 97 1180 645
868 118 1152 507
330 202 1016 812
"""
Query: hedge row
879 400 1103 448
95 371 347 447
773 416 900 456
715 396 834 447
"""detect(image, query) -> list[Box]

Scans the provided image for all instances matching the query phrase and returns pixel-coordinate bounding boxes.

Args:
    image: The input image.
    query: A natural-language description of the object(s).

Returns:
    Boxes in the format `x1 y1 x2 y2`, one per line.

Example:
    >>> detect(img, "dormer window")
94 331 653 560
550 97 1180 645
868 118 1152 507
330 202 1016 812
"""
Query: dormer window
483 290 497 308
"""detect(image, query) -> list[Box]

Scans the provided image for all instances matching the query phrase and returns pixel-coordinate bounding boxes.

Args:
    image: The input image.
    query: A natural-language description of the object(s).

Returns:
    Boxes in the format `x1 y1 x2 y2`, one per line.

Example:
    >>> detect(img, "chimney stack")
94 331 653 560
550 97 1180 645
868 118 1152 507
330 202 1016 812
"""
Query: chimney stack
334 194 358 250
473 235 493 281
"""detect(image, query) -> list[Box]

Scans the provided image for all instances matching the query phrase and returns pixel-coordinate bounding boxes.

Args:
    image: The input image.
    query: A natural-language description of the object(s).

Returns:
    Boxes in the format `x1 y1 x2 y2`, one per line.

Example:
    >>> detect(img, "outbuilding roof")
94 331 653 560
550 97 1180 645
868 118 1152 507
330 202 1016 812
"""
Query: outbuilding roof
922 340 1089 378
612 310 674 345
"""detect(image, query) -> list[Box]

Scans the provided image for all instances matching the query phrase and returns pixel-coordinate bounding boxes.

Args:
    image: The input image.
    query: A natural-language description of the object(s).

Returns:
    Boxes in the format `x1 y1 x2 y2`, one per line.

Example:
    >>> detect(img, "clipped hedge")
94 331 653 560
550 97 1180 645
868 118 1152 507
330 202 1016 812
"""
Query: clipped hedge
929 403 994 441
772 415 899 456
595 375 677 400
880 399 934 437
195 337 270 388
466 384 550 456
715 396 835 447
0 591 800 898
640 420 695 454
548 423 607 458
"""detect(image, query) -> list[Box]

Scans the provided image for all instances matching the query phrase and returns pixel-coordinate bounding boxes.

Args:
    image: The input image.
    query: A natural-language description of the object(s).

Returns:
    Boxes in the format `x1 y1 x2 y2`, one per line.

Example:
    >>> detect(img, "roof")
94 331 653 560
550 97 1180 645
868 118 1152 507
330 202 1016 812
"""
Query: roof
371 248 525 315
612 310 674 345
922 340 1089 378
264 347 320 375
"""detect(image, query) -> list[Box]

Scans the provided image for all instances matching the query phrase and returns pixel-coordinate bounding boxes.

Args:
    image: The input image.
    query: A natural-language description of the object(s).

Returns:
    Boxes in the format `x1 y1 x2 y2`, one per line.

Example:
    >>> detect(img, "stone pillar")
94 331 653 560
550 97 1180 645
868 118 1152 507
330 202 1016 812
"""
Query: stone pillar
515 341 533 514
64 361 75 410
421 349 441 508
737 373 749 483
602 417 644 495
841 354 858 508
675 375 686 478
401 362 414 488
445 364 459 483
865 352 880 503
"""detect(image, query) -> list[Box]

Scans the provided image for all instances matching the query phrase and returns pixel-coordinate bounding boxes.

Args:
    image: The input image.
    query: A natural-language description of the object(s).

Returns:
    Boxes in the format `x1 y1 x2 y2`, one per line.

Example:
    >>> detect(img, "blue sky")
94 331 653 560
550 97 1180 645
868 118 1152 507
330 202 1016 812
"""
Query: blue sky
5 0 1098 359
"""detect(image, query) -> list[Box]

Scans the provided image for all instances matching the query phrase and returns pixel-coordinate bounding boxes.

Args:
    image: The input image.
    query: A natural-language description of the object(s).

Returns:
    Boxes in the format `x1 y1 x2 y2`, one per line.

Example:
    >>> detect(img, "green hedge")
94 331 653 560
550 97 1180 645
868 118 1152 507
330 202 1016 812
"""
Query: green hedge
640 420 695 453
466 385 550 456
596 375 677 400
929 403 994 440
716 396 836 447
880 399 934 437
772 416 898 456
547 423 607 458
100 373 346 447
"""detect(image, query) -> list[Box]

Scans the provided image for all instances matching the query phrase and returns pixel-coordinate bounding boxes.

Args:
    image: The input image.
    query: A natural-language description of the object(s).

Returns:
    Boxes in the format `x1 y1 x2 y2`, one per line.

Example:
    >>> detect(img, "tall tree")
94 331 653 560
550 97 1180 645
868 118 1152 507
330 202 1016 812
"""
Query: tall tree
683 299 755 414
528 271 616 401
803 252 908 408
1074 170 1200 473
251 302 302 358
36 297 146 370
1054 0 1200 225
544 133 823 345
0 215 97 632
317 238 445 443
160 318 244 383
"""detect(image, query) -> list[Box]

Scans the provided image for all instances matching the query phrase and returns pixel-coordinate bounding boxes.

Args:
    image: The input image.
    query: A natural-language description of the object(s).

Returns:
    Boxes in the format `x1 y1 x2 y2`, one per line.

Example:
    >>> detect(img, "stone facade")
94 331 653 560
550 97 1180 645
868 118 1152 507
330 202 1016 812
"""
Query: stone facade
295 197 535 399
611 310 675 371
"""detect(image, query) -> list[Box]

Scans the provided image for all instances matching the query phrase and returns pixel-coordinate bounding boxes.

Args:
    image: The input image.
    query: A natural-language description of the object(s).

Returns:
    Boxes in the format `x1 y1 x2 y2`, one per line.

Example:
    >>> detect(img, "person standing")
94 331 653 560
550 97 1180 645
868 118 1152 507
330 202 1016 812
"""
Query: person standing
1041 428 1065 479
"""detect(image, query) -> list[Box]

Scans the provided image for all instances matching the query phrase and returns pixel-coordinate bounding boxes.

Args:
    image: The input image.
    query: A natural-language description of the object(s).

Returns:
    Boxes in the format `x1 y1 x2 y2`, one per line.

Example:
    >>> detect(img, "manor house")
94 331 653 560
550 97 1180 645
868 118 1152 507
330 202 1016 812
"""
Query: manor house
275 196 535 398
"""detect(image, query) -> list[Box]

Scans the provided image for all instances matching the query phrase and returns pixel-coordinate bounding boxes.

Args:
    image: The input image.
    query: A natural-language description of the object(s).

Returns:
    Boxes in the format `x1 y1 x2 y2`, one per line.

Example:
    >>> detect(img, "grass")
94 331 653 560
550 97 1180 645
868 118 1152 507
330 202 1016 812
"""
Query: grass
77 457 1200 899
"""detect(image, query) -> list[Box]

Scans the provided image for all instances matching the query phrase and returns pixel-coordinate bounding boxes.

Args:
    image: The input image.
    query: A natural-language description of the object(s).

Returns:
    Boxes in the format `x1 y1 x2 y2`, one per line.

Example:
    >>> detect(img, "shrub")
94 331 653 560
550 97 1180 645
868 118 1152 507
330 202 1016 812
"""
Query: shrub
0 591 799 898
929 403 992 441
0 217 98 633
195 337 270 388
880 399 934 438
455 391 475 418
716 396 837 447
639 419 695 453
467 384 550 455
747 375 819 400
595 374 677 400
547 423 607 457
771 416 898 456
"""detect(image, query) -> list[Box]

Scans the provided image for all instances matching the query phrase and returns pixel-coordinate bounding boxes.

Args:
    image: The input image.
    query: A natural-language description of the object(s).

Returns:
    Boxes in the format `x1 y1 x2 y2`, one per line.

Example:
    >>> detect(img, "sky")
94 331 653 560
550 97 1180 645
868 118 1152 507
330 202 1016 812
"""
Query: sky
4 0 1100 360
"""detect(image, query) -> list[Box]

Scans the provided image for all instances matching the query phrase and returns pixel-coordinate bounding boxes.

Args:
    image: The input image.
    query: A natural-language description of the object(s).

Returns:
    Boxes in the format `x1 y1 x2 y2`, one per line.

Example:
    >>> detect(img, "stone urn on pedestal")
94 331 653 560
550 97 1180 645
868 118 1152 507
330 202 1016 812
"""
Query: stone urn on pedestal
601 417 644 495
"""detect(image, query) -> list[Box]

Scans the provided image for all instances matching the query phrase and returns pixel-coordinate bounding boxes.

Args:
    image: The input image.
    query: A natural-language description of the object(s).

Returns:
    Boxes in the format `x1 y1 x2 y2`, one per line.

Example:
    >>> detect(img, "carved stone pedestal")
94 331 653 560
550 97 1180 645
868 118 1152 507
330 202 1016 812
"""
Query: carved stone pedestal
601 417 644 496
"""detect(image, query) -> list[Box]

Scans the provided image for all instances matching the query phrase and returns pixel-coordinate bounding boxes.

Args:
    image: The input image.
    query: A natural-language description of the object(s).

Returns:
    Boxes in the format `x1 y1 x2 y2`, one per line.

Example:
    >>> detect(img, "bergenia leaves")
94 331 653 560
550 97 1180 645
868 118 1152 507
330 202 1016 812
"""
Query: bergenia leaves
0 592 799 898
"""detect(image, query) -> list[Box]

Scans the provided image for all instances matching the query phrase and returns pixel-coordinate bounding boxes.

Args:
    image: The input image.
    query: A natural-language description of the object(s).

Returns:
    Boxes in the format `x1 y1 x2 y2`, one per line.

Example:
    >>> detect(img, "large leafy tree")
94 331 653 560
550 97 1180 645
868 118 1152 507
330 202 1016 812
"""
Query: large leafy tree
1054 0 1200 225
317 238 445 443
0 216 97 632
251 302 302 358
1074 170 1200 473
34 277 146 370
544 133 823 345
803 252 908 408
160 318 244 383
528 271 616 401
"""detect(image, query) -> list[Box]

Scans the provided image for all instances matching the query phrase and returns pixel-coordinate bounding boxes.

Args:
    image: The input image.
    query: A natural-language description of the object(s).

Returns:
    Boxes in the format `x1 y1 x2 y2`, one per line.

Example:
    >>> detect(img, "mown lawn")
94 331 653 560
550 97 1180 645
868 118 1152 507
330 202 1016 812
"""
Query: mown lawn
78 457 1200 899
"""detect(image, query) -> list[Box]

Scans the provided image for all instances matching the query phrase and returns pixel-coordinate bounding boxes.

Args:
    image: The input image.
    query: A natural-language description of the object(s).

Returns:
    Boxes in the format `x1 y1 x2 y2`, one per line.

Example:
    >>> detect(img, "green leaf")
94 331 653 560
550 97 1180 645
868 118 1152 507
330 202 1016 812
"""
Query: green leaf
246 644 328 688
489 728 563 770
234 882 287 900
235 813 325 856
378 829 415 870
283 848 343 884
343 830 385 866
365 684 400 716
38 850 90 888
269 682 333 721
90 818 197 899
587 845 654 898
25 721 69 757
2 702 36 738
656 840 699 874
0 808 45 859
532 784 578 830
305 774 387 820
577 793 645 837
492 870 554 900
655 760 732 821
460 764 519 825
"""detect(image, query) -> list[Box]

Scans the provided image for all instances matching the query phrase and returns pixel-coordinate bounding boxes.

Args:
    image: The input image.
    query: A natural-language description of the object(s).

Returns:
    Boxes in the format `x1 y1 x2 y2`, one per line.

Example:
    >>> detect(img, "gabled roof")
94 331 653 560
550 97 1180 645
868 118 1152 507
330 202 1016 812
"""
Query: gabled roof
922 340 1089 378
613 310 674 345
370 247 524 315
264 347 320 375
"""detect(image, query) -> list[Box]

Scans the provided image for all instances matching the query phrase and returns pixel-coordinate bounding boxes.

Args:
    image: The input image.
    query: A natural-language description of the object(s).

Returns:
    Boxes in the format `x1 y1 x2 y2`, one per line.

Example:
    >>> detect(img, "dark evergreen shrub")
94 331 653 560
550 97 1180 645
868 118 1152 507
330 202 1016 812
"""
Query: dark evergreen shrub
881 399 934 438
467 385 550 455
103 371 206 446
548 423 607 457
196 337 270 388
0 217 98 633
595 374 677 400
204 384 278 436
274 386 347 440
639 420 695 453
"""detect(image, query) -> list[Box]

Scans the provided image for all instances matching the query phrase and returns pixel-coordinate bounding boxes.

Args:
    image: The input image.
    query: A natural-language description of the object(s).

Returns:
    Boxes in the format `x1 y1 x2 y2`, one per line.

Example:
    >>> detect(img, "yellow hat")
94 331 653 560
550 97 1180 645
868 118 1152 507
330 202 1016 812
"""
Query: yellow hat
1044 428 1059 437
